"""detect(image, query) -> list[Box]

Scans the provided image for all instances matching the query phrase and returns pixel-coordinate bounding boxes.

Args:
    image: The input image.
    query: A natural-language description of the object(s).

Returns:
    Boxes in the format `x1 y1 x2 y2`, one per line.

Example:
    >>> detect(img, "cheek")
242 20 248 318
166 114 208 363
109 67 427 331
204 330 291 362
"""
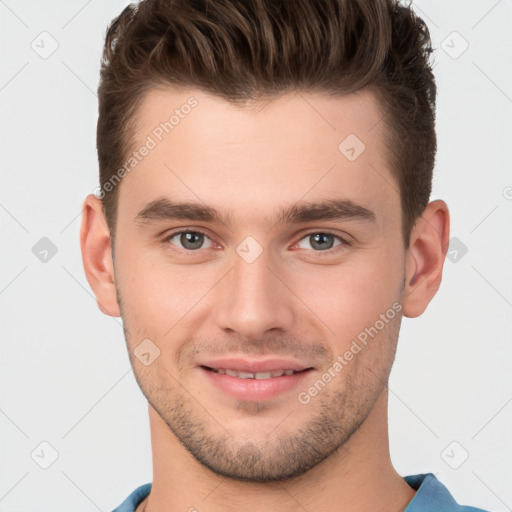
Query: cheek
287 249 403 345
115 248 220 336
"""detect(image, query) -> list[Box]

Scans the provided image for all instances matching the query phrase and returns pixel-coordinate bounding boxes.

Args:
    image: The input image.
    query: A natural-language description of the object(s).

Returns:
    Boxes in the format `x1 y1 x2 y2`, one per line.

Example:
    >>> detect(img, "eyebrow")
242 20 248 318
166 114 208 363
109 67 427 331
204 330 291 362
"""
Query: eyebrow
134 197 377 229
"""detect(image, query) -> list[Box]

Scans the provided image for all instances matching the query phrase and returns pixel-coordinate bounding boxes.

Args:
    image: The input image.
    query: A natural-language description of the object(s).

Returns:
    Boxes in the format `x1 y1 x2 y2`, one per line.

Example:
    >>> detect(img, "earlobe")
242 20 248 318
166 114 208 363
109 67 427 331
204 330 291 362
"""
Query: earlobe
402 200 450 318
79 194 121 317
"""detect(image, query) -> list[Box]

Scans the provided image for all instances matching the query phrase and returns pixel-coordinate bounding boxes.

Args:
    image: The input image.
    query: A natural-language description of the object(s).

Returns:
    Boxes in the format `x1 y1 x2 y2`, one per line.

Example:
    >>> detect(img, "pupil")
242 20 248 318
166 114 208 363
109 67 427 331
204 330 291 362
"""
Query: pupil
311 233 333 250
181 232 203 250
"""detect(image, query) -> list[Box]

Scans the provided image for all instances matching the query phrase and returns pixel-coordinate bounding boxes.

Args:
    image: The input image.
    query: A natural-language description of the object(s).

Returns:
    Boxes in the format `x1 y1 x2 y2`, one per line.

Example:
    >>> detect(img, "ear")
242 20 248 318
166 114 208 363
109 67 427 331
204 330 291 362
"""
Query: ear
79 194 121 317
402 199 450 318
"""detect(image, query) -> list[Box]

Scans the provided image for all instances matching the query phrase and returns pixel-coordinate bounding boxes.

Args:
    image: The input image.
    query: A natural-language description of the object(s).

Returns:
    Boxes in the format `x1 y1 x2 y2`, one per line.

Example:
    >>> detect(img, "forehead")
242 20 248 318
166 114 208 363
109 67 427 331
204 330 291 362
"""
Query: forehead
118 87 398 230
133 86 386 151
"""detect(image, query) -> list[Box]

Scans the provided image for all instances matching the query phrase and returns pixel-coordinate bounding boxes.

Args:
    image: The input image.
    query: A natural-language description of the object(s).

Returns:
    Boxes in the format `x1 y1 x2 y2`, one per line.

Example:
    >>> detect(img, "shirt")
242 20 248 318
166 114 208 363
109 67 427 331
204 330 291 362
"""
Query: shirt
111 473 491 512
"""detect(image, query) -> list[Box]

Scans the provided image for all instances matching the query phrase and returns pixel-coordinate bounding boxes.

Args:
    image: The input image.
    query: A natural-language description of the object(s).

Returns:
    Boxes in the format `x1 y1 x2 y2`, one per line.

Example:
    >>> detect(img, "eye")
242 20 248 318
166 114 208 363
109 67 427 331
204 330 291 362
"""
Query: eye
296 232 347 252
164 230 214 251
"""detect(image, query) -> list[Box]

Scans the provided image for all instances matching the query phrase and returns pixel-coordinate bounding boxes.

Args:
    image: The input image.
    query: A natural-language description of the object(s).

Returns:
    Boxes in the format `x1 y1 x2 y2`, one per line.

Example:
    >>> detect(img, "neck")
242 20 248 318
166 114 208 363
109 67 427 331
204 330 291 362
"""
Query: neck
143 389 415 512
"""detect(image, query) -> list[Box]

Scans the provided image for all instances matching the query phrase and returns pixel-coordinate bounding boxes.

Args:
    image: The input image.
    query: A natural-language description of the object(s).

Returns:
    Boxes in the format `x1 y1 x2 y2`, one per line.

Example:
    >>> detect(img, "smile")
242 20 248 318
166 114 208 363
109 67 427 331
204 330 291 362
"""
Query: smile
204 366 304 379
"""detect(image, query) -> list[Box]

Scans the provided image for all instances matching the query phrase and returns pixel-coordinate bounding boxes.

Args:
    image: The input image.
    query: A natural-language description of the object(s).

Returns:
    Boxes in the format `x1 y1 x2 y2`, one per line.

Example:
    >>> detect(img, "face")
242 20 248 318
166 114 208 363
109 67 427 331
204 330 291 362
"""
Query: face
111 88 407 481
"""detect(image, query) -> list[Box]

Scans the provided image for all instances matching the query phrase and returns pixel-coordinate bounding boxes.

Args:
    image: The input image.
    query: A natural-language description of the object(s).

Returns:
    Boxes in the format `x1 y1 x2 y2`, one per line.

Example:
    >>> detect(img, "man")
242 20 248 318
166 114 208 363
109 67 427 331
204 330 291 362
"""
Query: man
80 0 491 510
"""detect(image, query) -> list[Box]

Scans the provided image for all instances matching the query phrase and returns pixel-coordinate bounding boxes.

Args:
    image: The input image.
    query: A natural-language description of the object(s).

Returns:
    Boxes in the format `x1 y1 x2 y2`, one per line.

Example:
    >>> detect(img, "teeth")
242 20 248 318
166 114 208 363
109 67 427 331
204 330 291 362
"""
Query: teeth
211 368 300 379
254 372 272 379
237 371 255 379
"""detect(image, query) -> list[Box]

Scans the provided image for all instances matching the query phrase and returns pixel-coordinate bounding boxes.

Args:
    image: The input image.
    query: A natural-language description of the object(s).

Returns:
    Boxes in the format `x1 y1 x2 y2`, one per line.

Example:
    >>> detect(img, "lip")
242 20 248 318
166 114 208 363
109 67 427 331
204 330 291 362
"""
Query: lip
198 358 314 402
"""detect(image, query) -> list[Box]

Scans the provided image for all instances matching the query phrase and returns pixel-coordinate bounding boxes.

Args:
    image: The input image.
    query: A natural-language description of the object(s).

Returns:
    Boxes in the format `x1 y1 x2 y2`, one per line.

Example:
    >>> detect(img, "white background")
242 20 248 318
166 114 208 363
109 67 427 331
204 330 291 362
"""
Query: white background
0 1 511 510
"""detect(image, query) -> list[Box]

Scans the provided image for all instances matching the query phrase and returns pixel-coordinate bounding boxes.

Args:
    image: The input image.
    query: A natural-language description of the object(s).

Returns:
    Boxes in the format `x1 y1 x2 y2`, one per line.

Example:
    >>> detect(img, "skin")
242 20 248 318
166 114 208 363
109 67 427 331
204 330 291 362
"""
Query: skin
81 87 450 512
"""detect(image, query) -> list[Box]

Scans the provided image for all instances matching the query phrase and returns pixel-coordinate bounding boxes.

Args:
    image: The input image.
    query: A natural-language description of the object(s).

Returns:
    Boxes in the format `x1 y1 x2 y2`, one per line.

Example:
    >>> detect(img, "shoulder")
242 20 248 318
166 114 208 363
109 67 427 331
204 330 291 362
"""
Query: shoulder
404 473 493 512
111 483 152 512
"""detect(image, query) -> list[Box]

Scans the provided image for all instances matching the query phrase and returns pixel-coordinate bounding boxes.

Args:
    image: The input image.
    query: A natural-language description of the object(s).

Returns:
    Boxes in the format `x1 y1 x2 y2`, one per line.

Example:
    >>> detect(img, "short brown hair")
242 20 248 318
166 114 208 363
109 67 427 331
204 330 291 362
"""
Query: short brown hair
96 0 436 248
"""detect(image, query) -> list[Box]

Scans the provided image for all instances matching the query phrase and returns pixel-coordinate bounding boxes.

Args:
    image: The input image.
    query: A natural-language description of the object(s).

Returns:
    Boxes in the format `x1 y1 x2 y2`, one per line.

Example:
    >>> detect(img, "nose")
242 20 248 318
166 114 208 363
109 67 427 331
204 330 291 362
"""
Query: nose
214 246 296 341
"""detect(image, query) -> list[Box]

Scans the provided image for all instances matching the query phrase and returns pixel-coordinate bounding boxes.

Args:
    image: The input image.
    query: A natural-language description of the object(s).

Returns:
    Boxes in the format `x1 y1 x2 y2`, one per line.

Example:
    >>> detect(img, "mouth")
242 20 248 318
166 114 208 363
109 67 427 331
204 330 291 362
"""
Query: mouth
198 362 315 402
201 365 310 379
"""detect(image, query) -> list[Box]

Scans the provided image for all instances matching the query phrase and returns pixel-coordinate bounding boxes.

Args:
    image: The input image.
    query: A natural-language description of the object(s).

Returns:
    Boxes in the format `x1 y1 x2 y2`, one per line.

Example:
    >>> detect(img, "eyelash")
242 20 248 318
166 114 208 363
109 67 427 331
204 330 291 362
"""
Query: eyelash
161 229 351 257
